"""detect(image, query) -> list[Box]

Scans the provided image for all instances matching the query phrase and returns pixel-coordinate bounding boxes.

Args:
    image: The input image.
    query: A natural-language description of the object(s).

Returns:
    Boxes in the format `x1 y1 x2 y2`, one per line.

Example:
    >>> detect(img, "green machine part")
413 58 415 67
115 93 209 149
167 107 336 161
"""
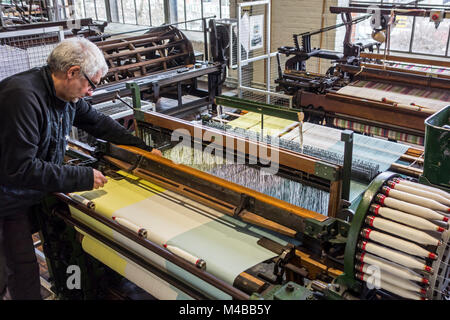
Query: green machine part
337 171 398 292
126 81 142 110
420 105 450 192
250 282 315 300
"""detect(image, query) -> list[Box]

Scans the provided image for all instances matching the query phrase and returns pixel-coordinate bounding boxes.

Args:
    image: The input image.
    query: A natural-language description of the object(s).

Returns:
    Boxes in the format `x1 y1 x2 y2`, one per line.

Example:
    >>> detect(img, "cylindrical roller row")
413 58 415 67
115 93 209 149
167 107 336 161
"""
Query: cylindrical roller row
356 252 429 285
376 194 448 222
68 193 95 210
370 204 447 233
358 241 433 274
356 263 427 294
366 215 441 247
361 228 437 259
387 180 450 207
382 186 450 213
356 272 425 300
163 244 206 270
393 178 450 201
112 217 148 238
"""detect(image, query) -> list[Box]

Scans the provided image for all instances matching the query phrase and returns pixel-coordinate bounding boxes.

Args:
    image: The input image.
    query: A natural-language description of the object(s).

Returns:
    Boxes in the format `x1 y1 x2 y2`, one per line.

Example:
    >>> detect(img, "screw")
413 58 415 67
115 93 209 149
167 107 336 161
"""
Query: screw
286 283 295 292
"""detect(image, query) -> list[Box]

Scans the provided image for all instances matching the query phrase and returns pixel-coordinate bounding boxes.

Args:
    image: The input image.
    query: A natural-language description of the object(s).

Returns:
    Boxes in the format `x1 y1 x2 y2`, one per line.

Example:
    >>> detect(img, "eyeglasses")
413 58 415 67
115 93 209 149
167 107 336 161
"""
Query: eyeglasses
82 71 97 91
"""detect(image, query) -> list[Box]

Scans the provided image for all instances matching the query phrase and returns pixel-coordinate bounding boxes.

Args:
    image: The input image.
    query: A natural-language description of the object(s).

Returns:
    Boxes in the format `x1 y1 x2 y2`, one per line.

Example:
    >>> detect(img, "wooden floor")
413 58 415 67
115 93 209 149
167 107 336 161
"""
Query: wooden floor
30 233 155 300
32 233 55 300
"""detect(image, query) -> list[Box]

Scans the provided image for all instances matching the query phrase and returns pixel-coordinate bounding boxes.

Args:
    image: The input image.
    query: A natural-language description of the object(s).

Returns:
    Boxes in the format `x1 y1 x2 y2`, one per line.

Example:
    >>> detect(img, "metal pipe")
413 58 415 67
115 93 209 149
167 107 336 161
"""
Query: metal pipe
341 130 353 201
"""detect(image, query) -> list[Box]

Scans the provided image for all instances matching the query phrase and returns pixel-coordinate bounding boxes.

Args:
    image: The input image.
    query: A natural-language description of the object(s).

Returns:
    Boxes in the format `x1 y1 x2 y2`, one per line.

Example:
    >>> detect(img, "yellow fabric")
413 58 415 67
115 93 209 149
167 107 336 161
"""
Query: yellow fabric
227 112 261 129
81 234 127 276
68 168 282 297
77 170 165 216
228 112 296 136
70 170 165 239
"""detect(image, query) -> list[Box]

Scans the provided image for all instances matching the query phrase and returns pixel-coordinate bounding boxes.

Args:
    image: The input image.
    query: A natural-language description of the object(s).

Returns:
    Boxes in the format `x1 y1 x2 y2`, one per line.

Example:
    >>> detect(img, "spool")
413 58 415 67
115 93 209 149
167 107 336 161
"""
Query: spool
68 193 95 210
343 172 449 300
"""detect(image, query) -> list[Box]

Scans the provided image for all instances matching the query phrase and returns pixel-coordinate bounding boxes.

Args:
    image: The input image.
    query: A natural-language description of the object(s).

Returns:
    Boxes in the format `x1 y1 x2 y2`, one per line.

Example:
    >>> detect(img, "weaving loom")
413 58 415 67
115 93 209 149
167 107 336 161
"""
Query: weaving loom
33 98 449 300
275 4 450 146
207 112 410 205
30 7 450 297
69 170 288 299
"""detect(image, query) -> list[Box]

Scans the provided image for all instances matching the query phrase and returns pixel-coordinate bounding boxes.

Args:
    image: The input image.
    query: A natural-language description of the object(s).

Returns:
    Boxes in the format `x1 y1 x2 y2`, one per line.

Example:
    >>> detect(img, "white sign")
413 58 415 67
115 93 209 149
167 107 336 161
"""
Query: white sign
240 12 250 53
249 15 264 50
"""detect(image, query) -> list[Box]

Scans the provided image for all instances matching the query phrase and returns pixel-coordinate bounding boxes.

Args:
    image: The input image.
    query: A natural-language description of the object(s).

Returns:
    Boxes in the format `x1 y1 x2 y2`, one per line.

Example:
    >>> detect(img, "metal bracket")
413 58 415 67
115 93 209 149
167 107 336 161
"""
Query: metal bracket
341 130 354 201
233 193 253 217
314 162 339 181
125 82 141 109
273 244 295 283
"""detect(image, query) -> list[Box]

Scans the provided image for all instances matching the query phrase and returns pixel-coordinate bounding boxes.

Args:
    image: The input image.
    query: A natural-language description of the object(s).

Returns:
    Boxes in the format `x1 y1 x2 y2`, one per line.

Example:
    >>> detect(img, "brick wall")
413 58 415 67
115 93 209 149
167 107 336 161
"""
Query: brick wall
271 0 339 74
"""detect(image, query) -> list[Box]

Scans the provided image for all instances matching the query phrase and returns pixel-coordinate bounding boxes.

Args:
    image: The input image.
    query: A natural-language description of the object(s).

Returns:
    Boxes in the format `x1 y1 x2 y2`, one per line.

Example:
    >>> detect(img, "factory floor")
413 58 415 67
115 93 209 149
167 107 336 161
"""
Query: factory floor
32 232 156 300
32 233 56 300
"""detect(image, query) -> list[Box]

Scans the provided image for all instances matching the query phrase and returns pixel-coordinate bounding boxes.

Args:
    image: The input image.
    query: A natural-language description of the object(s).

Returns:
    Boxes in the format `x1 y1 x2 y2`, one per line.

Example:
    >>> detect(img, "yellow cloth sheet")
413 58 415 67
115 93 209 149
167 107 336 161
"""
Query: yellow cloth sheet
227 112 296 136
81 234 191 299
69 170 283 298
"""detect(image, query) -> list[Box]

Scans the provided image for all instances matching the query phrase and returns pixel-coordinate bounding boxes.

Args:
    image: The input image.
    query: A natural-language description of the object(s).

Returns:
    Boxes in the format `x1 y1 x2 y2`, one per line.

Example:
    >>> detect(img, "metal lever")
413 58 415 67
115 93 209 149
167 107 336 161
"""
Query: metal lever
113 90 134 110
341 130 354 202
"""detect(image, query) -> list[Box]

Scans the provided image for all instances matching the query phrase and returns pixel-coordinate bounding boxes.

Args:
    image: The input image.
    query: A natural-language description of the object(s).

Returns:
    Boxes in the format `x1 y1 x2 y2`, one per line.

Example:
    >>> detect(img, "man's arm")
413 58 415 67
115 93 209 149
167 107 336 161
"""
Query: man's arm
73 99 154 151
0 90 94 192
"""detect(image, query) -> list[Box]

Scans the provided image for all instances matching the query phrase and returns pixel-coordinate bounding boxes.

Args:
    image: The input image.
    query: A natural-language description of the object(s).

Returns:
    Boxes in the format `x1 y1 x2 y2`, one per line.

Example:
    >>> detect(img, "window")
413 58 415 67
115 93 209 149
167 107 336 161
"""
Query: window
349 0 450 57
177 0 230 31
73 0 229 30
74 0 165 26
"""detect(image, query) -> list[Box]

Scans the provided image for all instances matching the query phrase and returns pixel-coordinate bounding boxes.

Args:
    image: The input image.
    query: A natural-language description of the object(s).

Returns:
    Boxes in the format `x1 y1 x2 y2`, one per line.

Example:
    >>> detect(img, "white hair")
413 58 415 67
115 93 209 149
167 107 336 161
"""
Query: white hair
47 37 108 78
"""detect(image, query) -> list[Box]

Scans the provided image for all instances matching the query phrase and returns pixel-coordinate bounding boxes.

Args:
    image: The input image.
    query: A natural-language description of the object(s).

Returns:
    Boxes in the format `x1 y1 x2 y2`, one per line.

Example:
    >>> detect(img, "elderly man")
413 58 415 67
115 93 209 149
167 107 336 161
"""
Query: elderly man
0 37 161 299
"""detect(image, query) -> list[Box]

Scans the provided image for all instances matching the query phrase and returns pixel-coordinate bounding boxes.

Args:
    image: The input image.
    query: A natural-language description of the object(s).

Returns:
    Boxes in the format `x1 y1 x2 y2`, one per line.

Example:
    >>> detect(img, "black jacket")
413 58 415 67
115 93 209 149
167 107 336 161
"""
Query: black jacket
0 66 150 216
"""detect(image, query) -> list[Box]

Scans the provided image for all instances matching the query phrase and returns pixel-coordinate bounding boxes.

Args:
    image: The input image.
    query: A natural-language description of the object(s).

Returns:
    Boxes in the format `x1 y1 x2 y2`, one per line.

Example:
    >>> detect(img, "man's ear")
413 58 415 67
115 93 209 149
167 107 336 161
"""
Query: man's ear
67 66 81 79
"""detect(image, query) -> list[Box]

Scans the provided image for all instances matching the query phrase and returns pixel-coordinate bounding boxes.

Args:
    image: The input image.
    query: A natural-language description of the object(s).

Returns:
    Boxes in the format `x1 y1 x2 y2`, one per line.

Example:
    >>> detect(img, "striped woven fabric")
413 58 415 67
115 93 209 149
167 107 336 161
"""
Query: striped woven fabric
333 118 424 145
389 62 450 76
351 80 450 102
350 80 450 102
338 80 450 111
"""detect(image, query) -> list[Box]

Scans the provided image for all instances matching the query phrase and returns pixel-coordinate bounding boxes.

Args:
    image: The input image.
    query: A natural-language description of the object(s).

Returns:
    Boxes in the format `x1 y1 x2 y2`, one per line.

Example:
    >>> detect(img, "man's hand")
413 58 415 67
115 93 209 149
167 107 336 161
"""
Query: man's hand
93 169 108 189
150 148 162 157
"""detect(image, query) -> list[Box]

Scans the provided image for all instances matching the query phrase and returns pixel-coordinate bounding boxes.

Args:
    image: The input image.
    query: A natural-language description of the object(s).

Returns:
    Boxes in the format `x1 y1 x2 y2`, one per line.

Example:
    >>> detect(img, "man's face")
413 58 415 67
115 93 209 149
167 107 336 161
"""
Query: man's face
64 67 102 103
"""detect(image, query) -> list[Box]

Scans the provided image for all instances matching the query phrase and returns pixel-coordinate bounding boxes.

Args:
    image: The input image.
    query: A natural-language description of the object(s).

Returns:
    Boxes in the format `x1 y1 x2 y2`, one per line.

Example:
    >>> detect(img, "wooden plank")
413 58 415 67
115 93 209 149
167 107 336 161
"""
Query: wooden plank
300 91 427 132
119 144 330 222
103 40 185 60
107 53 187 73
391 162 423 174
400 153 424 164
360 52 450 69
339 64 450 90
295 250 343 278
97 35 176 51
361 63 450 81
327 180 341 218
141 111 334 178
239 272 265 287
240 211 297 237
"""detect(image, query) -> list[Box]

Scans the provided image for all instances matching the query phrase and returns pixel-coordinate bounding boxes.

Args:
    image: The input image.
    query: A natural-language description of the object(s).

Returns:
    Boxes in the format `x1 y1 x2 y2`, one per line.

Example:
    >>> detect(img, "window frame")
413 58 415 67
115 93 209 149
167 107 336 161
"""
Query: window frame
75 0 229 31
349 0 450 58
